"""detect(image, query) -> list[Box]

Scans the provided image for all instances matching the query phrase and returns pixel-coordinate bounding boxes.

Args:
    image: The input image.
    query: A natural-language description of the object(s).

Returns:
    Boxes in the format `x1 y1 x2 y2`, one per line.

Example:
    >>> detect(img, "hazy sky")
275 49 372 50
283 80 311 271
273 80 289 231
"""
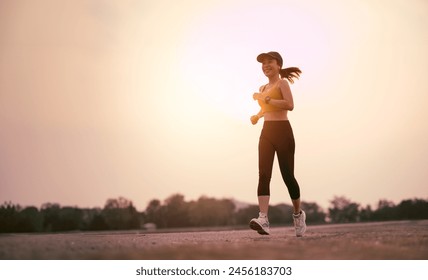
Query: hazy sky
1 0 427 211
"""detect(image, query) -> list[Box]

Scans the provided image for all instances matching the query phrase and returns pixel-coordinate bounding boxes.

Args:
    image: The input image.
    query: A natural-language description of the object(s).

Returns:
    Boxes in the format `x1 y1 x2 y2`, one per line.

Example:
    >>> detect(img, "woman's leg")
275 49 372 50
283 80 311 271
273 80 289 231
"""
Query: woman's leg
275 122 306 236
249 127 276 235
275 122 301 213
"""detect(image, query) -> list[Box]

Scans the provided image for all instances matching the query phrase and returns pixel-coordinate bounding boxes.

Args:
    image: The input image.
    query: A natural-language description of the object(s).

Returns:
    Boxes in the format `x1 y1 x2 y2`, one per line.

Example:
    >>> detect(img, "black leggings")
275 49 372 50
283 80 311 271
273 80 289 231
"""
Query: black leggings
258 121 301 200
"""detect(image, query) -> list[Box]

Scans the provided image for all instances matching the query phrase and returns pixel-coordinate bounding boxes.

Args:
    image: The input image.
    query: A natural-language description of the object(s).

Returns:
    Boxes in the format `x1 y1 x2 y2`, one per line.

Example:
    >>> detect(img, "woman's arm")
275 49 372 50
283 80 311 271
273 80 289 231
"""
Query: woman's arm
251 85 266 125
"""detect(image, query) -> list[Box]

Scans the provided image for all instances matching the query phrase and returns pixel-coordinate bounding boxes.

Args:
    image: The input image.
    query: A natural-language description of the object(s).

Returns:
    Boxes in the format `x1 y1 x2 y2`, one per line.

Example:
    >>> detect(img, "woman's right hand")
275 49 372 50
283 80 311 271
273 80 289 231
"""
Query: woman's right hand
250 115 259 125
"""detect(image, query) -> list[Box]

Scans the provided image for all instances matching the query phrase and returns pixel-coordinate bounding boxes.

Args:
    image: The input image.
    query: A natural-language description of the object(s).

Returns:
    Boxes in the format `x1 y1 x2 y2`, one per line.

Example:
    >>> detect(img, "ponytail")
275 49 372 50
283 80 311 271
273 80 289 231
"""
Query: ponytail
279 67 301 84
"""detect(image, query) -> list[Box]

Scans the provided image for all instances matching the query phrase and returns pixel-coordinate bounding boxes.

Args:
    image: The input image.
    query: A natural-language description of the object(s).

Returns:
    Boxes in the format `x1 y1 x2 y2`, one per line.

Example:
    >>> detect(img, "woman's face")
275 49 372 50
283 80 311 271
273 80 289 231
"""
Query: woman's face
261 58 280 77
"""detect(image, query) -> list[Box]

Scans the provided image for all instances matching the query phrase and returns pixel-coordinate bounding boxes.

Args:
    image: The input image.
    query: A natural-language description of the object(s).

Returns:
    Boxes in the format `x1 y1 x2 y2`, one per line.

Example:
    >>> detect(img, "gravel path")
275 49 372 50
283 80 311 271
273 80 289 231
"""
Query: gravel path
1 220 427 259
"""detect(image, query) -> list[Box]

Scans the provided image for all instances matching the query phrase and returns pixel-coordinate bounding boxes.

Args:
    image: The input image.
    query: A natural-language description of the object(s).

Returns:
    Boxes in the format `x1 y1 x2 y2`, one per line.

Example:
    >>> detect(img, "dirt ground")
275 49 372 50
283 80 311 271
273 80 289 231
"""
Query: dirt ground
0 220 427 260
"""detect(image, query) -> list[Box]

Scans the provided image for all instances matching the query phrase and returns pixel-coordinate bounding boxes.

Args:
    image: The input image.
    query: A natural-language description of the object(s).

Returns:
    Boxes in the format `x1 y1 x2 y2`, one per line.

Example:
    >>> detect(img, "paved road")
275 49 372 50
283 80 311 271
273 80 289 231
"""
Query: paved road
0 220 427 259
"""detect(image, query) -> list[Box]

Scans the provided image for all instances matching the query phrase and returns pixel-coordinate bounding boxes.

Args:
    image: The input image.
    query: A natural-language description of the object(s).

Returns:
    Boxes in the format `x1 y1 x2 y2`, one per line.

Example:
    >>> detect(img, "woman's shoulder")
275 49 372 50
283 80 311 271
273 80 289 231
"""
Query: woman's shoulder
278 79 289 86
278 79 291 91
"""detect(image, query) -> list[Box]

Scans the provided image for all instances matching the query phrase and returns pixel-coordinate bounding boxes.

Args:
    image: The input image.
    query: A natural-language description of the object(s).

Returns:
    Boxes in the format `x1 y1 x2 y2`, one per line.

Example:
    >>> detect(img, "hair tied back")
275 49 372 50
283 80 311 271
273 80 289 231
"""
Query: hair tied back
280 67 301 84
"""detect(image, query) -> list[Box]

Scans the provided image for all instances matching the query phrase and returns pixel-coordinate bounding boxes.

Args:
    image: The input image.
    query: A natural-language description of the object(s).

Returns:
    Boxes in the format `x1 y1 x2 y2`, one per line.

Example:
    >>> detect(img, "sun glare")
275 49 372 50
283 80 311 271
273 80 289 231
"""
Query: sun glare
176 41 258 123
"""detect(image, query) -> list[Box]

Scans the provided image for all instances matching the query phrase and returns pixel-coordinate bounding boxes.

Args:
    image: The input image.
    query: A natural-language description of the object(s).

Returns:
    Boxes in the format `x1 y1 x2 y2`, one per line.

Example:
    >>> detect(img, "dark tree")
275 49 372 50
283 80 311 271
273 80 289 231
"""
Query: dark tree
102 197 141 230
301 201 326 224
0 202 21 233
328 196 360 223
14 206 43 232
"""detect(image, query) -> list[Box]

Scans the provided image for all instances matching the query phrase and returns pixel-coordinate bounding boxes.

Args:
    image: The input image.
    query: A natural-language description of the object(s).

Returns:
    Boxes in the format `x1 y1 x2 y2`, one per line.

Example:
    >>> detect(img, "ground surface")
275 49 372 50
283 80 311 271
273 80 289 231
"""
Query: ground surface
0 220 427 260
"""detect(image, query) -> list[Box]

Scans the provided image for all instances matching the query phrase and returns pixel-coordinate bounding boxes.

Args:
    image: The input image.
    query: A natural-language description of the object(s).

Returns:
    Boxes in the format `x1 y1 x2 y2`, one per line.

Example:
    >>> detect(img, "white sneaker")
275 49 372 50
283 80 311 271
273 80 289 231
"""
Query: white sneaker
249 212 270 235
293 210 307 237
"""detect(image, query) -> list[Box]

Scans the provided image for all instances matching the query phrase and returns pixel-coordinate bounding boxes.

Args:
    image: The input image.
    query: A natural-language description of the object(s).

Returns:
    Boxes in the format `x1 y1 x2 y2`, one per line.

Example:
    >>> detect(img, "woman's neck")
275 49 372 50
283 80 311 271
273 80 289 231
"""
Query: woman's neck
268 75 281 85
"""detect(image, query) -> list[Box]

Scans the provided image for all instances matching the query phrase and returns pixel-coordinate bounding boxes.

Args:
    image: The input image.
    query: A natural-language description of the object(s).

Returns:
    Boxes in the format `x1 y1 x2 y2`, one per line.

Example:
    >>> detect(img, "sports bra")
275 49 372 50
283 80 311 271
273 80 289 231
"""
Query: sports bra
258 81 284 113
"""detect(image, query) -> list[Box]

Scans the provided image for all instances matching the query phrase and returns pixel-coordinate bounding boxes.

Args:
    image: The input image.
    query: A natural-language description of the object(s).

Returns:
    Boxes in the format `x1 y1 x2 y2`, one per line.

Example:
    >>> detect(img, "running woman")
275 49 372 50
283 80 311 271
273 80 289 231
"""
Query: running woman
249 51 306 237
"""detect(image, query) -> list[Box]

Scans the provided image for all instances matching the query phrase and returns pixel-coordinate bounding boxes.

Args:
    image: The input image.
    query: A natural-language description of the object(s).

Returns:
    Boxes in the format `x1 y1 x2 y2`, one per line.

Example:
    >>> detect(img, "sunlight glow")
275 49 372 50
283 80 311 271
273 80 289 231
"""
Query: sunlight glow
1 0 427 210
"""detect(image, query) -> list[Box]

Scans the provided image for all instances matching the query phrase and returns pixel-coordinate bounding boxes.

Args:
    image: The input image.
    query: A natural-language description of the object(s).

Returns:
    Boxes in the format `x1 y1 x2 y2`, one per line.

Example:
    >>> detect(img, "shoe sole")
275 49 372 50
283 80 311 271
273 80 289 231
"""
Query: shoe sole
249 220 269 235
296 230 305 237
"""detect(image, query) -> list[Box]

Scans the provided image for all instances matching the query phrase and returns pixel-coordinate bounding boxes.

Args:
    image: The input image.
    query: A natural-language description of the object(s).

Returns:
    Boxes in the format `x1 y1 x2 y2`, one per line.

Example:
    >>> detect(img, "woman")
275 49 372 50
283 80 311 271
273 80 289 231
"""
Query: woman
249 51 306 237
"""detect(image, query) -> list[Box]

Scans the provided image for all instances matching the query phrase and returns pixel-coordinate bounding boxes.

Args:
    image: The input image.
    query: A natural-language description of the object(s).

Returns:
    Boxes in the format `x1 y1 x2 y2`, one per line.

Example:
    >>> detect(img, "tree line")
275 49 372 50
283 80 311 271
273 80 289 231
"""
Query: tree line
1 194 427 233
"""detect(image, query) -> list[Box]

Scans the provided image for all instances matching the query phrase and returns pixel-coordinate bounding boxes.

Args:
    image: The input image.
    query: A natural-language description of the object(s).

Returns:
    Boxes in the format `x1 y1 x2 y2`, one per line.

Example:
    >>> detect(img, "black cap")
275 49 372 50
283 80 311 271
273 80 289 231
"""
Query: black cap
257 51 283 67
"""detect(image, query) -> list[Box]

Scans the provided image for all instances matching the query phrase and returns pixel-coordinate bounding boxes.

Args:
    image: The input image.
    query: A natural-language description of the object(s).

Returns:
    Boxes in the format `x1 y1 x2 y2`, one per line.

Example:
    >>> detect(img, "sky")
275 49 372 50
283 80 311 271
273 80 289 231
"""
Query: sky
1 0 427 212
